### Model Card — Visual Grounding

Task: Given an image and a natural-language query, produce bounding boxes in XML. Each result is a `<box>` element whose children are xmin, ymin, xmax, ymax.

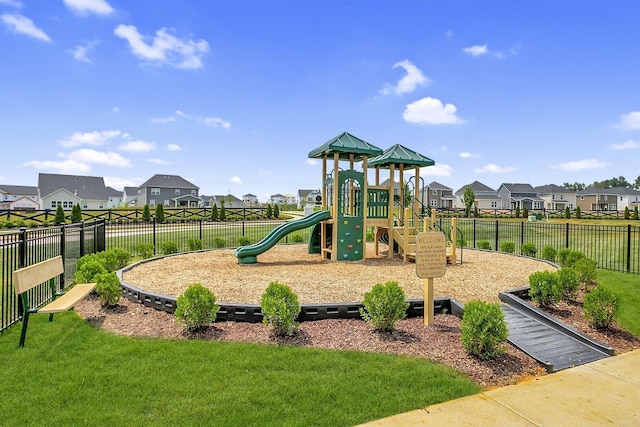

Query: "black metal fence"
<box><xmin>0</xmin><ymin>219</ymin><xmax>105</xmax><ymax>332</ymax></box>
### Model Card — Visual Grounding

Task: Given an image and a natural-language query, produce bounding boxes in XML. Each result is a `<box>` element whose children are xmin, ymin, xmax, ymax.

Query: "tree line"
<box><xmin>562</xmin><ymin>175</ymin><xmax>640</xmax><ymax>192</ymax></box>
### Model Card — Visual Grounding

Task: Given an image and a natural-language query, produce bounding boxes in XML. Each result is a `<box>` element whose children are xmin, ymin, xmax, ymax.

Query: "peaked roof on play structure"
<box><xmin>308</xmin><ymin>132</ymin><xmax>383</xmax><ymax>160</ymax></box>
<box><xmin>368</xmin><ymin>143</ymin><xmax>435</xmax><ymax>168</ymax></box>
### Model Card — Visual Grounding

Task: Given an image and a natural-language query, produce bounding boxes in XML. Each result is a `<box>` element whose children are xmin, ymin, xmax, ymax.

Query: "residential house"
<box><xmin>106</xmin><ymin>186</ymin><xmax>123</xmax><ymax>208</ymax></box>
<box><xmin>454</xmin><ymin>181</ymin><xmax>502</xmax><ymax>209</ymax></box>
<box><xmin>297</xmin><ymin>189</ymin><xmax>322</xmax><ymax>208</ymax></box>
<box><xmin>575</xmin><ymin>187</ymin><xmax>619</xmax><ymax>211</ymax></box>
<box><xmin>122</xmin><ymin>186</ymin><xmax>138</xmax><ymax>206</ymax></box>
<box><xmin>607</xmin><ymin>187</ymin><xmax>640</xmax><ymax>211</ymax></box>
<box><xmin>497</xmin><ymin>183</ymin><xmax>544</xmax><ymax>210</ymax></box>
<box><xmin>0</xmin><ymin>185</ymin><xmax>40</xmax><ymax>210</ymax></box>
<box><xmin>268</xmin><ymin>194</ymin><xmax>288</xmax><ymax>205</ymax></box>
<box><xmin>242</xmin><ymin>193</ymin><xmax>259</xmax><ymax>206</ymax></box>
<box><xmin>208</xmin><ymin>194</ymin><xmax>244</xmax><ymax>208</ymax></box>
<box><xmin>425</xmin><ymin>181</ymin><xmax>455</xmax><ymax>209</ymax></box>
<box><xmin>535</xmin><ymin>184</ymin><xmax>576</xmax><ymax>211</ymax></box>
<box><xmin>137</xmin><ymin>174</ymin><xmax>200</xmax><ymax>208</ymax></box>
<box><xmin>38</xmin><ymin>173</ymin><xmax>109</xmax><ymax>210</ymax></box>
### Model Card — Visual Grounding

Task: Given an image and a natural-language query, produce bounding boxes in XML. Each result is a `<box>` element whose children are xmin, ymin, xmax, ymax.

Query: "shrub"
<box><xmin>162</xmin><ymin>241</ymin><xmax>179</xmax><ymax>255</ymax></box>
<box><xmin>155</xmin><ymin>204</ymin><xmax>165</xmax><ymax>223</ymax></box>
<box><xmin>27</xmin><ymin>220</ymin><xmax>39</xmax><ymax>228</ymax></box>
<box><xmin>142</xmin><ymin>204</ymin><xmax>151</xmax><ymax>221</ymax></box>
<box><xmin>95</xmin><ymin>272</ymin><xmax>122</xmax><ymax>307</ymax></box>
<box><xmin>237</xmin><ymin>237</ymin><xmax>251</xmax><ymax>246</ymax></box>
<box><xmin>211</xmin><ymin>204</ymin><xmax>218</xmax><ymax>220</ymax></box>
<box><xmin>274</xmin><ymin>204</ymin><xmax>280</xmax><ymax>218</ymax></box>
<box><xmin>477</xmin><ymin>240</ymin><xmax>491</xmax><ymax>250</ymax></box>
<box><xmin>520</xmin><ymin>242</ymin><xmax>537</xmax><ymax>257</ymax></box>
<box><xmin>101</xmin><ymin>248</ymin><xmax>131</xmax><ymax>271</ymax></box>
<box><xmin>461</xmin><ymin>300</ymin><xmax>508</xmax><ymax>360</ymax></box>
<box><xmin>584</xmin><ymin>286</ymin><xmax>618</xmax><ymax>329</ymax></box>
<box><xmin>187</xmin><ymin>238</ymin><xmax>203</xmax><ymax>251</ymax></box>
<box><xmin>499</xmin><ymin>241</ymin><xmax>515</xmax><ymax>253</ymax></box>
<box><xmin>266</xmin><ymin>204</ymin><xmax>273</xmax><ymax>218</ymax></box>
<box><xmin>576</xmin><ymin>206</ymin><xmax>581</xmax><ymax>219</ymax></box>
<box><xmin>565</xmin><ymin>207</ymin><xmax>571</xmax><ymax>219</ymax></box>
<box><xmin>574</xmin><ymin>258</ymin><xmax>598</xmax><ymax>289</ymax></box>
<box><xmin>54</xmin><ymin>205</ymin><xmax>66</xmax><ymax>225</ymax></box>
<box><xmin>557</xmin><ymin>268</ymin><xmax>579</xmax><ymax>301</ymax></box>
<box><xmin>74</xmin><ymin>255</ymin><xmax>108</xmax><ymax>284</ymax></box>
<box><xmin>213</xmin><ymin>237</ymin><xmax>227</xmax><ymax>248</ymax></box>
<box><xmin>366</xmin><ymin>231</ymin><xmax>374</xmax><ymax>242</ymax></box>
<box><xmin>634</xmin><ymin>206</ymin><xmax>639</xmax><ymax>220</ymax></box>
<box><xmin>624</xmin><ymin>207</ymin><xmax>630</xmax><ymax>220</ymax></box>
<box><xmin>261</xmin><ymin>281</ymin><xmax>301</xmax><ymax>336</ymax></box>
<box><xmin>528</xmin><ymin>270</ymin><xmax>562</xmax><ymax>307</ymax></box>
<box><xmin>522</xmin><ymin>207</ymin><xmax>528</xmax><ymax>218</ymax></box>
<box><xmin>515</xmin><ymin>206</ymin><xmax>520</xmax><ymax>218</ymax></box>
<box><xmin>540</xmin><ymin>245</ymin><xmax>557</xmax><ymax>263</ymax></box>
<box><xmin>219</xmin><ymin>202</ymin><xmax>226</xmax><ymax>220</ymax></box>
<box><xmin>135</xmin><ymin>243</ymin><xmax>154</xmax><ymax>259</ymax></box>
<box><xmin>71</xmin><ymin>203</ymin><xmax>82</xmax><ymax>223</ymax></box>
<box><xmin>175</xmin><ymin>283</ymin><xmax>220</xmax><ymax>333</ymax></box>
<box><xmin>557</xmin><ymin>249</ymin><xmax>586</xmax><ymax>268</ymax></box>
<box><xmin>360</xmin><ymin>281</ymin><xmax>409</xmax><ymax>332</ymax></box>
<box><xmin>291</xmin><ymin>234</ymin><xmax>305</xmax><ymax>243</ymax></box>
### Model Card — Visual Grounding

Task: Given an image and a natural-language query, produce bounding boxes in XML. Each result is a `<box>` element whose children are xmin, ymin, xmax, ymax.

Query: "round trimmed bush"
<box><xmin>499</xmin><ymin>241</ymin><xmax>515</xmax><ymax>253</ymax></box>
<box><xmin>528</xmin><ymin>270</ymin><xmax>562</xmax><ymax>307</ymax></box>
<box><xmin>95</xmin><ymin>272</ymin><xmax>122</xmax><ymax>307</ymax></box>
<box><xmin>584</xmin><ymin>286</ymin><xmax>618</xmax><ymax>329</ymax></box>
<box><xmin>261</xmin><ymin>281</ymin><xmax>301</xmax><ymax>336</ymax></box>
<box><xmin>477</xmin><ymin>240</ymin><xmax>491</xmax><ymax>250</ymax></box>
<box><xmin>360</xmin><ymin>281</ymin><xmax>409</xmax><ymax>332</ymax></box>
<box><xmin>540</xmin><ymin>245</ymin><xmax>557</xmax><ymax>263</ymax></box>
<box><xmin>175</xmin><ymin>283</ymin><xmax>220</xmax><ymax>333</ymax></box>
<box><xmin>461</xmin><ymin>300</ymin><xmax>508</xmax><ymax>360</ymax></box>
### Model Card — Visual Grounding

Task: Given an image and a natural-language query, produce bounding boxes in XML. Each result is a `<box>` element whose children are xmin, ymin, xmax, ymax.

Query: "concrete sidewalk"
<box><xmin>361</xmin><ymin>349</ymin><xmax>640</xmax><ymax>426</ymax></box>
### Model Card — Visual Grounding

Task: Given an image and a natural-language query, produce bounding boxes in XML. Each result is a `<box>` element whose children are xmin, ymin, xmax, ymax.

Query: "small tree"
<box><xmin>211</xmin><ymin>203</ymin><xmax>218</xmax><ymax>220</ymax></box>
<box><xmin>71</xmin><ymin>203</ymin><xmax>82</xmax><ymax>223</ymax></box>
<box><xmin>219</xmin><ymin>201</ymin><xmax>226</xmax><ymax>220</ymax></box>
<box><xmin>565</xmin><ymin>207</ymin><xmax>571</xmax><ymax>219</ymax></box>
<box><xmin>575</xmin><ymin>206</ymin><xmax>581</xmax><ymax>219</ymax></box>
<box><xmin>273</xmin><ymin>204</ymin><xmax>280</xmax><ymax>218</ymax></box>
<box><xmin>142</xmin><ymin>204</ymin><xmax>151</xmax><ymax>222</ymax></box>
<box><xmin>624</xmin><ymin>207</ymin><xmax>630</xmax><ymax>220</ymax></box>
<box><xmin>634</xmin><ymin>206</ymin><xmax>639</xmax><ymax>220</ymax></box>
<box><xmin>266</xmin><ymin>204</ymin><xmax>273</xmax><ymax>218</ymax></box>
<box><xmin>522</xmin><ymin>207</ymin><xmax>528</xmax><ymax>218</ymax></box>
<box><xmin>515</xmin><ymin>206</ymin><xmax>520</xmax><ymax>218</ymax></box>
<box><xmin>155</xmin><ymin>204</ymin><xmax>165</xmax><ymax>223</ymax></box>
<box><xmin>462</xmin><ymin>186</ymin><xmax>475</xmax><ymax>218</ymax></box>
<box><xmin>54</xmin><ymin>204</ymin><xmax>66</xmax><ymax>225</ymax></box>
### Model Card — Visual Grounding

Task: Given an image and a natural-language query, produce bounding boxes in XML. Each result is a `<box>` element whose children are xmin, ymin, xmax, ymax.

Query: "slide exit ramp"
<box><xmin>234</xmin><ymin>210</ymin><xmax>331</xmax><ymax>264</ymax></box>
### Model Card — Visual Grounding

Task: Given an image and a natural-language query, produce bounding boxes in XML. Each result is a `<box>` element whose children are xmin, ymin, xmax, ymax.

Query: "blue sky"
<box><xmin>2</xmin><ymin>0</ymin><xmax>639</xmax><ymax>201</ymax></box>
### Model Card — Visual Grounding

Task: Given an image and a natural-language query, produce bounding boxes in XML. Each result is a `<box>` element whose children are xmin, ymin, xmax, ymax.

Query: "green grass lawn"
<box><xmin>597</xmin><ymin>269</ymin><xmax>640</xmax><ymax>336</ymax></box>
<box><xmin>0</xmin><ymin>313</ymin><xmax>480</xmax><ymax>426</ymax></box>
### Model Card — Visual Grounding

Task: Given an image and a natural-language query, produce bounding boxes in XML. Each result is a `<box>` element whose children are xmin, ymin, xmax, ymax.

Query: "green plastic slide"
<box><xmin>234</xmin><ymin>210</ymin><xmax>331</xmax><ymax>264</ymax></box>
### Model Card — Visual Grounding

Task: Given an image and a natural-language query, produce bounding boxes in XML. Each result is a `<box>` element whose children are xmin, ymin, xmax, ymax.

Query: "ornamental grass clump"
<box><xmin>360</xmin><ymin>281</ymin><xmax>410</xmax><ymax>332</ymax></box>
<box><xmin>461</xmin><ymin>300</ymin><xmax>508</xmax><ymax>360</ymax></box>
<box><xmin>584</xmin><ymin>286</ymin><xmax>618</xmax><ymax>329</ymax></box>
<box><xmin>261</xmin><ymin>281</ymin><xmax>301</xmax><ymax>336</ymax></box>
<box><xmin>477</xmin><ymin>240</ymin><xmax>491</xmax><ymax>250</ymax></box>
<box><xmin>175</xmin><ymin>283</ymin><xmax>220</xmax><ymax>333</ymax></box>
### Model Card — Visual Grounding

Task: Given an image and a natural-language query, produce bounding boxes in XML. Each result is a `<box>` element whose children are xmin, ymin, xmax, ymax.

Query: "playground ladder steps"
<box><xmin>500</xmin><ymin>301</ymin><xmax>612</xmax><ymax>372</ymax></box>
<box><xmin>392</xmin><ymin>226</ymin><xmax>417</xmax><ymax>257</ymax></box>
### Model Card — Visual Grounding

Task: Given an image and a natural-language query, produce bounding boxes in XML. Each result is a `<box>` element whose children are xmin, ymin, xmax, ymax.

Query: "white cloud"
<box><xmin>230</xmin><ymin>176</ymin><xmax>242</xmax><ymax>184</ymax></box>
<box><xmin>550</xmin><ymin>159</ymin><xmax>609</xmax><ymax>171</ymax></box>
<box><xmin>147</xmin><ymin>158</ymin><xmax>170</xmax><ymax>165</ymax></box>
<box><xmin>111</xmin><ymin>107</ymin><xmax>120</xmax><ymax>113</ymax></box>
<box><xmin>176</xmin><ymin>110</ymin><xmax>188</xmax><ymax>118</ymax></box>
<box><xmin>403</xmin><ymin>97</ymin><xmax>463</xmax><ymax>126</ymax></box>
<box><xmin>151</xmin><ymin>116</ymin><xmax>176</xmax><ymax>124</ymax></box>
<box><xmin>379</xmin><ymin>60</ymin><xmax>429</xmax><ymax>96</ymax></box>
<box><xmin>64</xmin><ymin>149</ymin><xmax>131</xmax><ymax>167</ymax></box>
<box><xmin>463</xmin><ymin>44</ymin><xmax>487</xmax><ymax>57</ymax></box>
<box><xmin>459</xmin><ymin>151</ymin><xmax>480</xmax><ymax>158</ymax></box>
<box><xmin>614</xmin><ymin>111</ymin><xmax>640</xmax><ymax>130</ymax></box>
<box><xmin>167</xmin><ymin>144</ymin><xmax>181</xmax><ymax>151</ymax></box>
<box><xmin>68</xmin><ymin>40</ymin><xmax>99</xmax><ymax>63</ymax></box>
<box><xmin>63</xmin><ymin>0</ymin><xmax>114</xmax><ymax>16</ymax></box>
<box><xmin>119</xmin><ymin>140</ymin><xmax>155</xmax><ymax>152</ymax></box>
<box><xmin>23</xmin><ymin>159</ymin><xmax>91</xmax><ymax>173</ymax></box>
<box><xmin>422</xmin><ymin>163</ymin><xmax>452</xmax><ymax>177</ymax></box>
<box><xmin>474</xmin><ymin>163</ymin><xmax>516</xmax><ymax>173</ymax></box>
<box><xmin>104</xmin><ymin>176</ymin><xmax>138</xmax><ymax>190</ymax></box>
<box><xmin>59</xmin><ymin>130</ymin><xmax>121</xmax><ymax>147</ymax></box>
<box><xmin>204</xmin><ymin>117</ymin><xmax>231</xmax><ymax>129</ymax></box>
<box><xmin>1</xmin><ymin>13</ymin><xmax>50</xmax><ymax>42</ymax></box>
<box><xmin>0</xmin><ymin>0</ymin><xmax>23</xmax><ymax>8</ymax></box>
<box><xmin>114</xmin><ymin>25</ymin><xmax>208</xmax><ymax>69</ymax></box>
<box><xmin>306</xmin><ymin>159</ymin><xmax>318</xmax><ymax>166</ymax></box>
<box><xmin>611</xmin><ymin>140</ymin><xmax>640</xmax><ymax>150</ymax></box>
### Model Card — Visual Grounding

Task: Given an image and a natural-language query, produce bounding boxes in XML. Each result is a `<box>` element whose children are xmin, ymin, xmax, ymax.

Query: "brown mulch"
<box><xmin>74</xmin><ymin>245</ymin><xmax>640</xmax><ymax>389</ymax></box>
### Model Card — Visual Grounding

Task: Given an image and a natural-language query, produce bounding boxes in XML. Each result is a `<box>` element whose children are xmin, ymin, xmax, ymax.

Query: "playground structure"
<box><xmin>236</xmin><ymin>131</ymin><xmax>459</xmax><ymax>264</ymax></box>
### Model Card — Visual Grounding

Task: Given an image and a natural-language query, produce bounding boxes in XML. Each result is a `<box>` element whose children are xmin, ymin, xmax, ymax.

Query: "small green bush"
<box><xmin>162</xmin><ymin>241</ymin><xmax>179</xmax><ymax>255</ymax></box>
<box><xmin>175</xmin><ymin>283</ymin><xmax>220</xmax><ymax>333</ymax></box>
<box><xmin>564</xmin><ymin>250</ymin><xmax>586</xmax><ymax>268</ymax></box>
<box><xmin>584</xmin><ymin>286</ymin><xmax>618</xmax><ymax>329</ymax></box>
<box><xmin>71</xmin><ymin>203</ymin><xmax>82</xmax><ymax>223</ymax></box>
<box><xmin>556</xmin><ymin>248</ymin><xmax>572</xmax><ymax>266</ymax></box>
<box><xmin>557</xmin><ymin>268</ymin><xmax>579</xmax><ymax>301</ymax></box>
<box><xmin>360</xmin><ymin>281</ymin><xmax>409</xmax><ymax>332</ymax></box>
<box><xmin>634</xmin><ymin>206</ymin><xmax>639</xmax><ymax>220</ymax></box>
<box><xmin>27</xmin><ymin>220</ymin><xmax>39</xmax><ymax>228</ymax></box>
<box><xmin>74</xmin><ymin>255</ymin><xmax>108</xmax><ymax>284</ymax></box>
<box><xmin>261</xmin><ymin>281</ymin><xmax>301</xmax><ymax>336</ymax></box>
<box><xmin>237</xmin><ymin>237</ymin><xmax>251</xmax><ymax>246</ymax></box>
<box><xmin>499</xmin><ymin>241</ymin><xmax>515</xmax><ymax>253</ymax></box>
<box><xmin>101</xmin><ymin>248</ymin><xmax>131</xmax><ymax>271</ymax></box>
<box><xmin>565</xmin><ymin>207</ymin><xmax>571</xmax><ymax>219</ymax></box>
<box><xmin>528</xmin><ymin>270</ymin><xmax>562</xmax><ymax>307</ymax></box>
<box><xmin>624</xmin><ymin>207</ymin><xmax>630</xmax><ymax>220</ymax></box>
<box><xmin>366</xmin><ymin>231</ymin><xmax>374</xmax><ymax>242</ymax></box>
<box><xmin>461</xmin><ymin>300</ymin><xmax>508</xmax><ymax>360</ymax></box>
<box><xmin>266</xmin><ymin>204</ymin><xmax>273</xmax><ymax>218</ymax></box>
<box><xmin>54</xmin><ymin>205</ymin><xmax>66</xmax><ymax>225</ymax></box>
<box><xmin>574</xmin><ymin>258</ymin><xmax>598</xmax><ymax>289</ymax></box>
<box><xmin>142</xmin><ymin>204</ymin><xmax>151</xmax><ymax>221</ymax></box>
<box><xmin>290</xmin><ymin>234</ymin><xmax>305</xmax><ymax>243</ymax></box>
<box><xmin>187</xmin><ymin>238</ymin><xmax>203</xmax><ymax>251</ymax></box>
<box><xmin>210</xmin><ymin>204</ymin><xmax>218</xmax><ymax>220</ymax></box>
<box><xmin>540</xmin><ymin>245</ymin><xmax>557</xmax><ymax>263</ymax></box>
<box><xmin>575</xmin><ymin>206</ymin><xmax>581</xmax><ymax>219</ymax></box>
<box><xmin>155</xmin><ymin>204</ymin><xmax>165</xmax><ymax>223</ymax></box>
<box><xmin>95</xmin><ymin>272</ymin><xmax>122</xmax><ymax>307</ymax></box>
<box><xmin>274</xmin><ymin>204</ymin><xmax>280</xmax><ymax>218</ymax></box>
<box><xmin>213</xmin><ymin>237</ymin><xmax>227</xmax><ymax>248</ymax></box>
<box><xmin>476</xmin><ymin>240</ymin><xmax>491</xmax><ymax>250</ymax></box>
<box><xmin>135</xmin><ymin>243</ymin><xmax>154</xmax><ymax>259</ymax></box>
<box><xmin>219</xmin><ymin>202</ymin><xmax>226</xmax><ymax>220</ymax></box>
<box><xmin>520</xmin><ymin>242</ymin><xmax>537</xmax><ymax>257</ymax></box>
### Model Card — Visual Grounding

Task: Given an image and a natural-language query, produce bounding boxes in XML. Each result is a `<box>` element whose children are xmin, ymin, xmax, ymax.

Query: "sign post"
<box><xmin>415</xmin><ymin>232</ymin><xmax>447</xmax><ymax>326</ymax></box>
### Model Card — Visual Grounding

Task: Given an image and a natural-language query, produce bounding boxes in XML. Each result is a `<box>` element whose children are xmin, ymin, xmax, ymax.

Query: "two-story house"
<box><xmin>38</xmin><ymin>173</ymin><xmax>109</xmax><ymax>210</ymax></box>
<box><xmin>575</xmin><ymin>187</ymin><xmax>619</xmax><ymax>211</ymax></box>
<box><xmin>607</xmin><ymin>187</ymin><xmax>640</xmax><ymax>211</ymax></box>
<box><xmin>137</xmin><ymin>174</ymin><xmax>200</xmax><ymax>208</ymax></box>
<box><xmin>535</xmin><ymin>184</ymin><xmax>576</xmax><ymax>211</ymax></box>
<box><xmin>425</xmin><ymin>181</ymin><xmax>455</xmax><ymax>209</ymax></box>
<box><xmin>242</xmin><ymin>193</ymin><xmax>259</xmax><ymax>206</ymax></box>
<box><xmin>497</xmin><ymin>183</ymin><xmax>544</xmax><ymax>210</ymax></box>
<box><xmin>0</xmin><ymin>185</ymin><xmax>40</xmax><ymax>210</ymax></box>
<box><xmin>454</xmin><ymin>181</ymin><xmax>502</xmax><ymax>209</ymax></box>
<box><xmin>122</xmin><ymin>186</ymin><xmax>138</xmax><ymax>206</ymax></box>
<box><xmin>297</xmin><ymin>189</ymin><xmax>322</xmax><ymax>208</ymax></box>
<box><xmin>206</xmin><ymin>194</ymin><xmax>244</xmax><ymax>208</ymax></box>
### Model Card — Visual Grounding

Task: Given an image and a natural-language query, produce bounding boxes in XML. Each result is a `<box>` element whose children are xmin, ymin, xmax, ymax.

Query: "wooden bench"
<box><xmin>13</xmin><ymin>256</ymin><xmax>96</xmax><ymax>347</ymax></box>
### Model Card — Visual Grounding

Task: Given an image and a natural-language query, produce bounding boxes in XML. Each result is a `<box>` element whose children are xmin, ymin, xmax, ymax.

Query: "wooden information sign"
<box><xmin>415</xmin><ymin>232</ymin><xmax>447</xmax><ymax>326</ymax></box>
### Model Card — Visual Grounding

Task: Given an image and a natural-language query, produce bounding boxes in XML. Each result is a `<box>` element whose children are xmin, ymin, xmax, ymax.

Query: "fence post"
<box><xmin>199</xmin><ymin>219</ymin><xmax>203</xmax><ymax>241</ymax></box>
<box><xmin>565</xmin><ymin>222</ymin><xmax>570</xmax><ymax>248</ymax></box>
<box><xmin>495</xmin><ymin>220</ymin><xmax>499</xmax><ymax>252</ymax></box>
<box><xmin>627</xmin><ymin>224</ymin><xmax>632</xmax><ymax>273</ymax></box>
<box><xmin>520</xmin><ymin>221</ymin><xmax>525</xmax><ymax>245</ymax></box>
<box><xmin>242</xmin><ymin>221</ymin><xmax>245</xmax><ymax>237</ymax></box>
<box><xmin>79</xmin><ymin>221</ymin><xmax>85</xmax><ymax>257</ymax></box>
<box><xmin>473</xmin><ymin>219</ymin><xmax>476</xmax><ymax>248</ymax></box>
<box><xmin>152</xmin><ymin>217</ymin><xmax>157</xmax><ymax>255</ymax></box>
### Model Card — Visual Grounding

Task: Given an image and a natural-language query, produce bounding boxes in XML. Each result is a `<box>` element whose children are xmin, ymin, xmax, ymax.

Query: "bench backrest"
<box><xmin>13</xmin><ymin>256</ymin><xmax>64</xmax><ymax>295</ymax></box>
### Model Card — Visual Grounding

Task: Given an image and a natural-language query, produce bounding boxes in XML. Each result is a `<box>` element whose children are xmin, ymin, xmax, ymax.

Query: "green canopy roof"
<box><xmin>308</xmin><ymin>132</ymin><xmax>383</xmax><ymax>160</ymax></box>
<box><xmin>368</xmin><ymin>143</ymin><xmax>435</xmax><ymax>168</ymax></box>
